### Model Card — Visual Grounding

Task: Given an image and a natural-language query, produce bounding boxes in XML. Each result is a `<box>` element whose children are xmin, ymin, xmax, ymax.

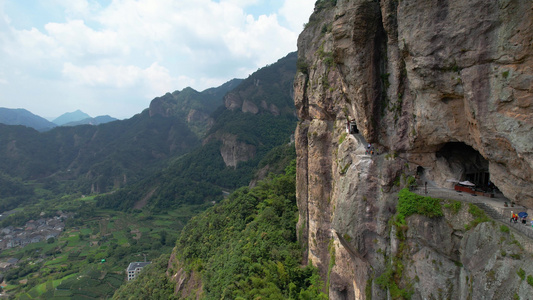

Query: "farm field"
<box><xmin>0</xmin><ymin>195</ymin><xmax>211</xmax><ymax>298</ymax></box>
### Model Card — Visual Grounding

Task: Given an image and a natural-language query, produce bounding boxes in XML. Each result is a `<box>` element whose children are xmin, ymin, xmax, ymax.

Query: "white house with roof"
<box><xmin>126</xmin><ymin>261</ymin><xmax>151</xmax><ymax>281</ymax></box>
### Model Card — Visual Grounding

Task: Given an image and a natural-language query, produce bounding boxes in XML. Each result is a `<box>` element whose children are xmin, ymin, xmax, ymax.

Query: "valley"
<box><xmin>0</xmin><ymin>52</ymin><xmax>301</xmax><ymax>299</ymax></box>
<box><xmin>1</xmin><ymin>0</ymin><xmax>532</xmax><ymax>298</ymax></box>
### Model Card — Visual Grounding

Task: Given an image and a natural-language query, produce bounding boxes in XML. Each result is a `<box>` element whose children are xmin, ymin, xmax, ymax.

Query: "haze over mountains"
<box><xmin>0</xmin><ymin>108</ymin><xmax>118</xmax><ymax>131</ymax></box>
<box><xmin>0</xmin><ymin>108</ymin><xmax>56</xmax><ymax>132</ymax></box>
<box><xmin>51</xmin><ymin>110</ymin><xmax>91</xmax><ymax>125</ymax></box>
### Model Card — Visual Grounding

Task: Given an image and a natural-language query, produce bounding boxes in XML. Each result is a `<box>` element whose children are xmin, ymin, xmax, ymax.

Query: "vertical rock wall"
<box><xmin>294</xmin><ymin>0</ymin><xmax>533</xmax><ymax>298</ymax></box>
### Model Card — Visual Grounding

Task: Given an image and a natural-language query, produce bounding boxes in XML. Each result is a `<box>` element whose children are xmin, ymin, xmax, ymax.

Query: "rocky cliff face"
<box><xmin>206</xmin><ymin>52</ymin><xmax>298</xmax><ymax>168</ymax></box>
<box><xmin>218</xmin><ymin>133</ymin><xmax>257</xmax><ymax>168</ymax></box>
<box><xmin>294</xmin><ymin>0</ymin><xmax>533</xmax><ymax>298</ymax></box>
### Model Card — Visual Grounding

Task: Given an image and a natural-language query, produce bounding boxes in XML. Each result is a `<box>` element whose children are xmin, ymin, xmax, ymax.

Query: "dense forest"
<box><xmin>113</xmin><ymin>160</ymin><xmax>327</xmax><ymax>299</ymax></box>
<box><xmin>0</xmin><ymin>112</ymin><xmax>201</xmax><ymax>195</ymax></box>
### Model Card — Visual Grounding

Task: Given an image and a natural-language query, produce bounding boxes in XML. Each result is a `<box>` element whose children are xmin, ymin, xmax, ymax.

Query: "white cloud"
<box><xmin>142</xmin><ymin>62</ymin><xmax>191</xmax><ymax>96</ymax></box>
<box><xmin>0</xmin><ymin>0</ymin><xmax>316</xmax><ymax>119</ymax></box>
<box><xmin>51</xmin><ymin>0</ymin><xmax>101</xmax><ymax>19</ymax></box>
<box><xmin>97</xmin><ymin>0</ymin><xmax>182</xmax><ymax>42</ymax></box>
<box><xmin>45</xmin><ymin>20</ymin><xmax>128</xmax><ymax>58</ymax></box>
<box><xmin>93</xmin><ymin>0</ymin><xmax>299</xmax><ymax>65</ymax></box>
<box><xmin>223</xmin><ymin>0</ymin><xmax>259</xmax><ymax>6</ymax></box>
<box><xmin>62</xmin><ymin>62</ymin><xmax>141</xmax><ymax>88</ymax></box>
<box><xmin>3</xmin><ymin>26</ymin><xmax>59</xmax><ymax>61</ymax></box>
<box><xmin>0</xmin><ymin>69</ymin><xmax>6</xmax><ymax>84</ymax></box>
<box><xmin>223</xmin><ymin>13</ymin><xmax>296</xmax><ymax>65</ymax></box>
<box><xmin>280</xmin><ymin>0</ymin><xmax>314</xmax><ymax>32</ymax></box>
<box><xmin>0</xmin><ymin>0</ymin><xmax>9</xmax><ymax>25</ymax></box>
<box><xmin>62</xmin><ymin>61</ymin><xmax>189</xmax><ymax>96</ymax></box>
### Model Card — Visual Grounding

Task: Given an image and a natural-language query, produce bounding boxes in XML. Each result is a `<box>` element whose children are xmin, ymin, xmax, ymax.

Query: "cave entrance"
<box><xmin>466</xmin><ymin>171</ymin><xmax>491</xmax><ymax>188</ymax></box>
<box><xmin>346</xmin><ymin>119</ymin><xmax>359</xmax><ymax>134</ymax></box>
<box><xmin>416</xmin><ymin>166</ymin><xmax>424</xmax><ymax>176</ymax></box>
<box><xmin>436</xmin><ymin>142</ymin><xmax>491</xmax><ymax>189</ymax></box>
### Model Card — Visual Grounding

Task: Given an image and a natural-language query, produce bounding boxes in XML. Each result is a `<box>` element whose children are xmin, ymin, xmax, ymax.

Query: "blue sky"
<box><xmin>0</xmin><ymin>0</ymin><xmax>314</xmax><ymax>119</ymax></box>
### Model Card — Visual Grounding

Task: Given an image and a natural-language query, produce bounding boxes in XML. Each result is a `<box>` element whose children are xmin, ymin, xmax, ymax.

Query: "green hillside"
<box><xmin>224</xmin><ymin>52</ymin><xmax>297</xmax><ymax>112</ymax></box>
<box><xmin>0</xmin><ymin>112</ymin><xmax>200</xmax><ymax>194</ymax></box>
<box><xmin>0</xmin><ymin>79</ymin><xmax>240</xmax><ymax>195</ymax></box>
<box><xmin>113</xmin><ymin>161</ymin><xmax>327</xmax><ymax>299</ymax></box>
<box><xmin>95</xmin><ymin>52</ymin><xmax>298</xmax><ymax>213</ymax></box>
<box><xmin>0</xmin><ymin>51</ymin><xmax>300</xmax><ymax>299</ymax></box>
<box><xmin>149</xmin><ymin>78</ymin><xmax>242</xmax><ymax>138</ymax></box>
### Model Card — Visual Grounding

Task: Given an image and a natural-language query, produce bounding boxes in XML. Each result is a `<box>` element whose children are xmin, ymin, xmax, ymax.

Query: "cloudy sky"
<box><xmin>0</xmin><ymin>0</ymin><xmax>314</xmax><ymax>119</ymax></box>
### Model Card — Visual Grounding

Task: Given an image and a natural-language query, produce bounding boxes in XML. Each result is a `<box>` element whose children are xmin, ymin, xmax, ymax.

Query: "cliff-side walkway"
<box><xmin>347</xmin><ymin>133</ymin><xmax>533</xmax><ymax>240</ymax></box>
<box><xmin>413</xmin><ymin>185</ymin><xmax>533</xmax><ymax>241</ymax></box>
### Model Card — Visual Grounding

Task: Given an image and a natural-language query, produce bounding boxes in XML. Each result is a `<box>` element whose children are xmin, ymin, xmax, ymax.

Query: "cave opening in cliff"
<box><xmin>436</xmin><ymin>142</ymin><xmax>491</xmax><ymax>189</ymax></box>
<box><xmin>350</xmin><ymin>123</ymin><xmax>359</xmax><ymax>134</ymax></box>
<box><xmin>346</xmin><ymin>120</ymin><xmax>359</xmax><ymax>134</ymax></box>
<box><xmin>416</xmin><ymin>166</ymin><xmax>424</xmax><ymax>176</ymax></box>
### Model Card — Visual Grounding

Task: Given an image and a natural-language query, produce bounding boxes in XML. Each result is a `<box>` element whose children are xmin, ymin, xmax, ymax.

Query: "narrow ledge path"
<box><xmin>413</xmin><ymin>185</ymin><xmax>533</xmax><ymax>240</ymax></box>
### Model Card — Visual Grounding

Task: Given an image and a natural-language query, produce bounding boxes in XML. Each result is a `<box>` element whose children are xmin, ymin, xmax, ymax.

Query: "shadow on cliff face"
<box><xmin>433</xmin><ymin>142</ymin><xmax>491</xmax><ymax>189</ymax></box>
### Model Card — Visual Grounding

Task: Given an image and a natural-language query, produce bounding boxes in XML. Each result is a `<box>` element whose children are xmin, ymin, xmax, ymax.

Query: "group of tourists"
<box><xmin>366</xmin><ymin>144</ymin><xmax>379</xmax><ymax>155</ymax></box>
<box><xmin>510</xmin><ymin>211</ymin><xmax>531</xmax><ymax>227</ymax></box>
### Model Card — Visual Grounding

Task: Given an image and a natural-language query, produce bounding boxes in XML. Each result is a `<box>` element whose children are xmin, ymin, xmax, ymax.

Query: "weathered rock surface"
<box><xmin>241</xmin><ymin>100</ymin><xmax>259</xmax><ymax>114</ymax></box>
<box><xmin>294</xmin><ymin>0</ymin><xmax>533</xmax><ymax>299</ymax></box>
<box><xmin>219</xmin><ymin>133</ymin><xmax>256</xmax><ymax>168</ymax></box>
<box><xmin>186</xmin><ymin>109</ymin><xmax>209</xmax><ymax>124</ymax></box>
<box><xmin>168</xmin><ymin>253</ymin><xmax>203</xmax><ymax>299</ymax></box>
<box><xmin>224</xmin><ymin>93</ymin><xmax>243</xmax><ymax>111</ymax></box>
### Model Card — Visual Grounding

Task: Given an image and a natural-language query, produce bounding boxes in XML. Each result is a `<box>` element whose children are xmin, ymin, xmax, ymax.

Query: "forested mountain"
<box><xmin>0</xmin><ymin>51</ymin><xmax>300</xmax><ymax>298</ymax></box>
<box><xmin>0</xmin><ymin>172</ymin><xmax>36</xmax><ymax>212</ymax></box>
<box><xmin>0</xmin><ymin>113</ymin><xmax>200</xmax><ymax>194</ymax></box>
<box><xmin>96</xmin><ymin>52</ymin><xmax>298</xmax><ymax>213</ymax></box>
<box><xmin>0</xmin><ymin>77</ymin><xmax>246</xmax><ymax>196</ymax></box>
<box><xmin>0</xmin><ymin>52</ymin><xmax>296</xmax><ymax>207</ymax></box>
<box><xmin>0</xmin><ymin>108</ymin><xmax>56</xmax><ymax>132</ymax></box>
<box><xmin>148</xmin><ymin>78</ymin><xmax>242</xmax><ymax>137</ymax></box>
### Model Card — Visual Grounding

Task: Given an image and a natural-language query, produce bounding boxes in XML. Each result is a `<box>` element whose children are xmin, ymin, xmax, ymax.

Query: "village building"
<box><xmin>126</xmin><ymin>262</ymin><xmax>151</xmax><ymax>281</ymax></box>
<box><xmin>0</xmin><ymin>213</ymin><xmax>67</xmax><ymax>250</ymax></box>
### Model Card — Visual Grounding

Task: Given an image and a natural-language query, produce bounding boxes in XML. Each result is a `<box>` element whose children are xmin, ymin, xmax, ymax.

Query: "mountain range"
<box><xmin>0</xmin><ymin>108</ymin><xmax>56</xmax><ymax>132</ymax></box>
<box><xmin>0</xmin><ymin>51</ymin><xmax>297</xmax><ymax>200</ymax></box>
<box><xmin>59</xmin><ymin>115</ymin><xmax>118</xmax><ymax>126</ymax></box>
<box><xmin>0</xmin><ymin>108</ymin><xmax>118</xmax><ymax>131</ymax></box>
<box><xmin>0</xmin><ymin>49</ymin><xmax>302</xmax><ymax>298</ymax></box>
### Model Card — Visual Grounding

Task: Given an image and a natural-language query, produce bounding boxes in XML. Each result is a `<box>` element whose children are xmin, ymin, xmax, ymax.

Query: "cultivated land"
<box><xmin>0</xmin><ymin>195</ymin><xmax>210</xmax><ymax>299</ymax></box>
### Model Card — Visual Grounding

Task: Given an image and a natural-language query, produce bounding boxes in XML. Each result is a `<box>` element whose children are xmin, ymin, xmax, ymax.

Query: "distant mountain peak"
<box><xmin>53</xmin><ymin>110</ymin><xmax>91</xmax><ymax>126</ymax></box>
<box><xmin>61</xmin><ymin>115</ymin><xmax>118</xmax><ymax>127</ymax></box>
<box><xmin>0</xmin><ymin>107</ymin><xmax>56</xmax><ymax>132</ymax></box>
